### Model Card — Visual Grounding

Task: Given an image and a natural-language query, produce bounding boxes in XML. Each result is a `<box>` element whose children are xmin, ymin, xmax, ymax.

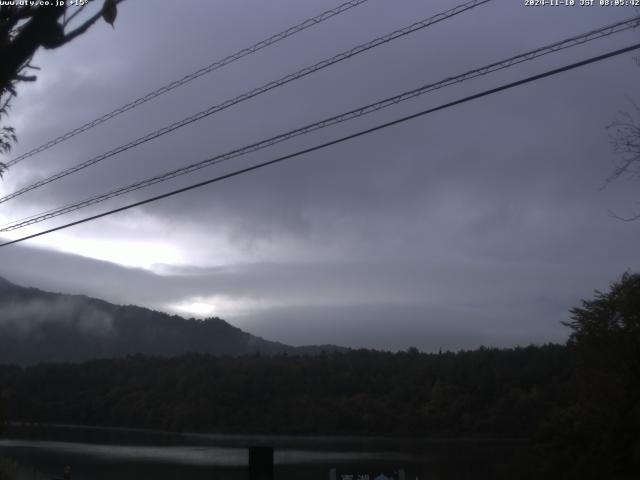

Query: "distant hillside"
<box><xmin>0</xmin><ymin>276</ymin><xmax>341</xmax><ymax>364</ymax></box>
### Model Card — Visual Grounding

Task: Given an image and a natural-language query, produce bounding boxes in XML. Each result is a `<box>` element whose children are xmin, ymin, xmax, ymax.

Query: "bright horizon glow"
<box><xmin>29</xmin><ymin>233</ymin><xmax>186</xmax><ymax>271</ymax></box>
<box><xmin>172</xmin><ymin>300</ymin><xmax>218</xmax><ymax>318</ymax></box>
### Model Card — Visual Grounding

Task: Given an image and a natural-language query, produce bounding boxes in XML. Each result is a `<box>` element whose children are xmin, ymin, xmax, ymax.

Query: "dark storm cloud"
<box><xmin>0</xmin><ymin>0</ymin><xmax>639</xmax><ymax>349</ymax></box>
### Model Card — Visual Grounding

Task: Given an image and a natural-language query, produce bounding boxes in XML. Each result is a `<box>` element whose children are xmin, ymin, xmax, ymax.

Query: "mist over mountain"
<box><xmin>0</xmin><ymin>276</ymin><xmax>338</xmax><ymax>364</ymax></box>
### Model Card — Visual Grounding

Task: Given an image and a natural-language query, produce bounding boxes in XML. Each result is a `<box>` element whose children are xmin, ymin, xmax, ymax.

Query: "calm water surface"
<box><xmin>0</xmin><ymin>425</ymin><xmax>528</xmax><ymax>479</ymax></box>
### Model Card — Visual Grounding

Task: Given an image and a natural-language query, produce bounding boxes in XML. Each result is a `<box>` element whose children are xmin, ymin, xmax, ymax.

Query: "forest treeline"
<box><xmin>0</xmin><ymin>345</ymin><xmax>571</xmax><ymax>437</ymax></box>
<box><xmin>0</xmin><ymin>343</ymin><xmax>633</xmax><ymax>479</ymax></box>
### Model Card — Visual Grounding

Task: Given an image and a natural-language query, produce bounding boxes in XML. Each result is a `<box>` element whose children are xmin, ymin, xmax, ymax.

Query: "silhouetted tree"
<box><xmin>606</xmin><ymin>102</ymin><xmax>640</xmax><ymax>221</ymax></box>
<box><xmin>606</xmin><ymin>50</ymin><xmax>640</xmax><ymax>220</ymax></box>
<box><xmin>0</xmin><ymin>0</ymin><xmax>123</xmax><ymax>175</ymax></box>
<box><xmin>565</xmin><ymin>272</ymin><xmax>640</xmax><ymax>388</ymax></box>
<box><xmin>542</xmin><ymin>272</ymin><xmax>640</xmax><ymax>479</ymax></box>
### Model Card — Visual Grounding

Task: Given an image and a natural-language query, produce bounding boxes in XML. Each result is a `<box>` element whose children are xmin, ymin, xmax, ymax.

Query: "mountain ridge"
<box><xmin>0</xmin><ymin>275</ymin><xmax>344</xmax><ymax>364</ymax></box>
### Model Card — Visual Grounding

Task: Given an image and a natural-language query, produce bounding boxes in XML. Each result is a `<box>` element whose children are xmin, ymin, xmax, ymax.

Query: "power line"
<box><xmin>4</xmin><ymin>0</ymin><xmax>373</xmax><ymax>168</ymax></box>
<box><xmin>1</xmin><ymin>15</ymin><xmax>638</xmax><ymax>233</ymax></box>
<box><xmin>0</xmin><ymin>0</ymin><xmax>492</xmax><ymax>204</ymax></box>
<box><xmin>2</xmin><ymin>41</ymin><xmax>638</xmax><ymax>249</ymax></box>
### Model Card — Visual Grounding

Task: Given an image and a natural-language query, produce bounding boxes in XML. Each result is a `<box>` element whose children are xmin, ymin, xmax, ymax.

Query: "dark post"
<box><xmin>248</xmin><ymin>446</ymin><xmax>273</xmax><ymax>480</ymax></box>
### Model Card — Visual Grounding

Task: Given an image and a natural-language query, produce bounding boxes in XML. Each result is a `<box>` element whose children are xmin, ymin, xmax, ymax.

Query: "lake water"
<box><xmin>0</xmin><ymin>425</ymin><xmax>528</xmax><ymax>480</ymax></box>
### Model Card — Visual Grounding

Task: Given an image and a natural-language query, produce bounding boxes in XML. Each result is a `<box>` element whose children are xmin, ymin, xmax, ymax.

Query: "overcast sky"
<box><xmin>0</xmin><ymin>0</ymin><xmax>639</xmax><ymax>351</ymax></box>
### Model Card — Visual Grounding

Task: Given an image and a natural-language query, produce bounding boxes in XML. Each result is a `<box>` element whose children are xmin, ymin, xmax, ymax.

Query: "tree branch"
<box><xmin>55</xmin><ymin>0</ymin><xmax>127</xmax><ymax>47</ymax></box>
<box><xmin>0</xmin><ymin>6</ymin><xmax>36</xmax><ymax>32</ymax></box>
<box><xmin>608</xmin><ymin>209</ymin><xmax>640</xmax><ymax>222</ymax></box>
<box><xmin>0</xmin><ymin>5</ymin><xmax>65</xmax><ymax>88</ymax></box>
<box><xmin>62</xmin><ymin>3</ymin><xmax>88</xmax><ymax>28</ymax></box>
<box><xmin>15</xmin><ymin>74</ymin><xmax>36</xmax><ymax>82</ymax></box>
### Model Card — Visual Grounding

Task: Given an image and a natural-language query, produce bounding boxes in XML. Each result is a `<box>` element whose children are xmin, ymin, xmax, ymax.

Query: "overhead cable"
<box><xmin>0</xmin><ymin>0</ymin><xmax>492</xmax><ymax>204</ymax></box>
<box><xmin>5</xmin><ymin>0</ymin><xmax>373</xmax><ymax>168</ymax></box>
<box><xmin>2</xmin><ymin>41</ymin><xmax>639</xmax><ymax>248</ymax></box>
<box><xmin>1</xmin><ymin>15</ymin><xmax>638</xmax><ymax>233</ymax></box>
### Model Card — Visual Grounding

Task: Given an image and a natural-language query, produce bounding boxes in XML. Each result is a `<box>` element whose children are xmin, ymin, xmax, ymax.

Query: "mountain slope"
<box><xmin>0</xmin><ymin>276</ymin><xmax>325</xmax><ymax>364</ymax></box>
